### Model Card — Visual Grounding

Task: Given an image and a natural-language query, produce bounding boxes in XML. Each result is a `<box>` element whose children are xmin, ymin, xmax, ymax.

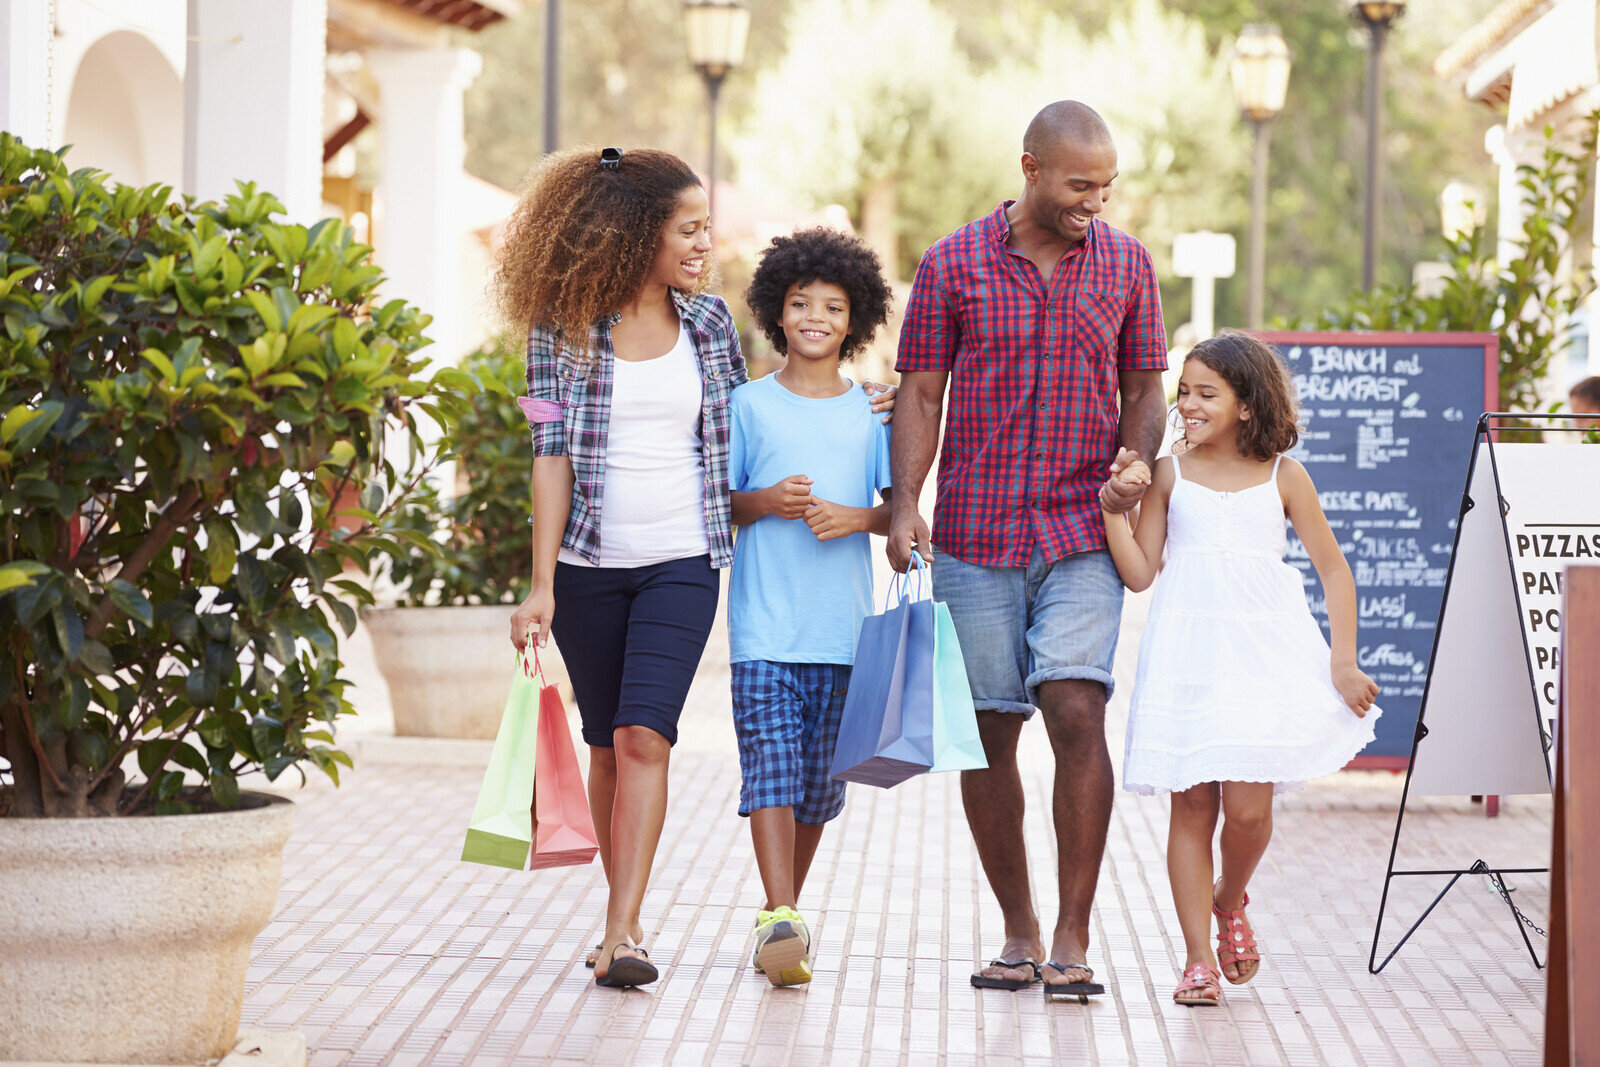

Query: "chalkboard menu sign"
<box><xmin>1254</xmin><ymin>331</ymin><xmax>1499</xmax><ymax>765</ymax></box>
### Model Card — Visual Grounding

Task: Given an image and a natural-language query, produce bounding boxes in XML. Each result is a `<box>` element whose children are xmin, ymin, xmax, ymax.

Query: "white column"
<box><xmin>367</xmin><ymin>47</ymin><xmax>482</xmax><ymax>366</ymax></box>
<box><xmin>1485</xmin><ymin>124</ymin><xmax>1531</xmax><ymax>269</ymax></box>
<box><xmin>185</xmin><ymin>0</ymin><xmax>326</xmax><ymax>223</ymax></box>
<box><xmin>1</xmin><ymin>0</ymin><xmax>52</xmax><ymax>147</ymax></box>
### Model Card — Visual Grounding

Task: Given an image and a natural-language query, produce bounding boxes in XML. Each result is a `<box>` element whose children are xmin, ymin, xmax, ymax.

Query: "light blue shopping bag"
<box><xmin>831</xmin><ymin>555</ymin><xmax>984</xmax><ymax>786</ymax></box>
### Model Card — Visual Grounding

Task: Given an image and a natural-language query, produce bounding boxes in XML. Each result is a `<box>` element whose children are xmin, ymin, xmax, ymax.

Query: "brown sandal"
<box><xmin>1212</xmin><ymin>890</ymin><xmax>1261</xmax><ymax>984</ymax></box>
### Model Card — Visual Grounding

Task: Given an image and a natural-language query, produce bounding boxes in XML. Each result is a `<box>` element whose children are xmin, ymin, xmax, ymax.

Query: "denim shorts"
<box><xmin>931</xmin><ymin>546</ymin><xmax>1123</xmax><ymax>719</ymax></box>
<box><xmin>730</xmin><ymin>660</ymin><xmax>850</xmax><ymax>824</ymax></box>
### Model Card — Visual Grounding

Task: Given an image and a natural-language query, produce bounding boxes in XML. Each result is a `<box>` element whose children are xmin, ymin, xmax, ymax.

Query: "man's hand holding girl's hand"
<box><xmin>1333</xmin><ymin>663</ymin><xmax>1379</xmax><ymax>717</ymax></box>
<box><xmin>1100</xmin><ymin>447</ymin><xmax>1150</xmax><ymax>514</ymax></box>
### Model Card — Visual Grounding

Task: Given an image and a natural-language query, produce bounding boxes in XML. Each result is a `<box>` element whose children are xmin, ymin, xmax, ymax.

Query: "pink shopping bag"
<box><xmin>529</xmin><ymin>650</ymin><xmax>600</xmax><ymax>870</ymax></box>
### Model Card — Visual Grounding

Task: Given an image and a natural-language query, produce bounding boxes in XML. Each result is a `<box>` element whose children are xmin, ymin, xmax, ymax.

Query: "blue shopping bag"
<box><xmin>832</xmin><ymin>554</ymin><xmax>981</xmax><ymax>787</ymax></box>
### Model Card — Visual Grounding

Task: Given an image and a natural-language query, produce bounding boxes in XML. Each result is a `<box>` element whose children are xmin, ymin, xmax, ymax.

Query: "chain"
<box><xmin>1471</xmin><ymin>860</ymin><xmax>1548</xmax><ymax>939</ymax></box>
<box><xmin>45</xmin><ymin>0</ymin><xmax>57</xmax><ymax>145</ymax></box>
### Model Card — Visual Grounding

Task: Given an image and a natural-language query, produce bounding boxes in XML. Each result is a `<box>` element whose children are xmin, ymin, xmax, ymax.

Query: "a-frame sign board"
<box><xmin>1369</xmin><ymin>414</ymin><xmax>1600</xmax><ymax>973</ymax></box>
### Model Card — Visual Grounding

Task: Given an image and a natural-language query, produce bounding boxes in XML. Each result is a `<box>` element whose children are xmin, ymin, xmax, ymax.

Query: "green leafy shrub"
<box><xmin>0</xmin><ymin>136</ymin><xmax>472</xmax><ymax>817</ymax></box>
<box><xmin>1303</xmin><ymin>114</ymin><xmax>1598</xmax><ymax>422</ymax></box>
<box><xmin>382</xmin><ymin>334</ymin><xmax>532</xmax><ymax>607</ymax></box>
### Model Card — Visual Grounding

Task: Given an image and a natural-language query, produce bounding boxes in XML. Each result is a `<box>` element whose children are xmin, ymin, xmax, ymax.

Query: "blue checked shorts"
<box><xmin>730</xmin><ymin>660</ymin><xmax>851</xmax><ymax>824</ymax></box>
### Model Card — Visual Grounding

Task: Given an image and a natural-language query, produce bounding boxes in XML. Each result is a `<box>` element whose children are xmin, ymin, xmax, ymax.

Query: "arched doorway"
<box><xmin>62</xmin><ymin>31</ymin><xmax>182</xmax><ymax>188</ymax></box>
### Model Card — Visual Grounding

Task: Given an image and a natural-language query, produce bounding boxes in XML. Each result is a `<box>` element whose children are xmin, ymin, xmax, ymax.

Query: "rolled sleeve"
<box><xmin>1117</xmin><ymin>245</ymin><xmax>1169</xmax><ymax>372</ymax></box>
<box><xmin>524</xmin><ymin>328</ymin><xmax>568</xmax><ymax>457</ymax></box>
<box><xmin>895</xmin><ymin>247</ymin><xmax>959</xmax><ymax>374</ymax></box>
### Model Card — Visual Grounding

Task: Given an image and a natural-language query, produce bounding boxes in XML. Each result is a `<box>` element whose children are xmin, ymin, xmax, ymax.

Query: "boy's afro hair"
<box><xmin>744</xmin><ymin>227</ymin><xmax>893</xmax><ymax>363</ymax></box>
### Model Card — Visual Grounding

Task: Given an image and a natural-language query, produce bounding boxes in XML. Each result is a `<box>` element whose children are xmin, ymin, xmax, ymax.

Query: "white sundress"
<box><xmin>1122</xmin><ymin>454</ymin><xmax>1380</xmax><ymax>796</ymax></box>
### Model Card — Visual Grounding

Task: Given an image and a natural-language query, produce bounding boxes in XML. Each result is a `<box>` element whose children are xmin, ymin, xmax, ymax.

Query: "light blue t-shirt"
<box><xmin>728</xmin><ymin>374</ymin><xmax>893</xmax><ymax>665</ymax></box>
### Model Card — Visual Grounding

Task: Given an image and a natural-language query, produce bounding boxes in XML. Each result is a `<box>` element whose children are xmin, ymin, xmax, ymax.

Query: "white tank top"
<box><xmin>559</xmin><ymin>323</ymin><xmax>710</xmax><ymax>568</ymax></box>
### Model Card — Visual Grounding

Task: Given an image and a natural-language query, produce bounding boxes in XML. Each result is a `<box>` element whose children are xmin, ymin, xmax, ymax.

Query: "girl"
<box><xmin>1099</xmin><ymin>330</ymin><xmax>1379</xmax><ymax>1007</ymax></box>
<box><xmin>497</xmin><ymin>147</ymin><xmax>891</xmax><ymax>989</ymax></box>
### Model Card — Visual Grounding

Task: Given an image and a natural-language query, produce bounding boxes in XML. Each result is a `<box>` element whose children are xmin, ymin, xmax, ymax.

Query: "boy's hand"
<box><xmin>766</xmin><ymin>475</ymin><xmax>813</xmax><ymax>520</ymax></box>
<box><xmin>1333</xmin><ymin>663</ymin><xmax>1379</xmax><ymax>717</ymax></box>
<box><xmin>803</xmin><ymin>497</ymin><xmax>861</xmax><ymax>541</ymax></box>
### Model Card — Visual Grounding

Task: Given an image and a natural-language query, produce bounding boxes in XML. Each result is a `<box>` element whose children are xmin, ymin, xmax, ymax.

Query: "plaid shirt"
<box><xmin>896</xmin><ymin>204</ymin><xmax>1167</xmax><ymax>566</ymax></box>
<box><xmin>524</xmin><ymin>290</ymin><xmax>746</xmax><ymax>568</ymax></box>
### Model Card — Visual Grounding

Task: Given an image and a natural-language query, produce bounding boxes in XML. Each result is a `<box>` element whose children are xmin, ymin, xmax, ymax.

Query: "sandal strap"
<box><xmin>1045</xmin><ymin>961</ymin><xmax>1093</xmax><ymax>980</ymax></box>
<box><xmin>1174</xmin><ymin>962</ymin><xmax>1221</xmax><ymax>996</ymax></box>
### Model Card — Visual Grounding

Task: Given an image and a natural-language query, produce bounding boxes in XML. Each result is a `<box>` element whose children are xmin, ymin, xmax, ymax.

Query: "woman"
<box><xmin>498</xmin><ymin>146</ymin><xmax>891</xmax><ymax>989</ymax></box>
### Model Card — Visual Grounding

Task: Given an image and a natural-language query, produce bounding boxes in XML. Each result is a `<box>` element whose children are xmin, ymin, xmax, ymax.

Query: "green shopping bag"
<box><xmin>461</xmin><ymin>651</ymin><xmax>541</xmax><ymax>868</ymax></box>
<box><xmin>928</xmin><ymin>600</ymin><xmax>987</xmax><ymax>772</ymax></box>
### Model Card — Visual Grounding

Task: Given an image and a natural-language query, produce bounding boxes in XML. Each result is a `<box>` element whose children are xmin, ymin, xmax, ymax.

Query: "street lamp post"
<box><xmin>682</xmin><ymin>0</ymin><xmax>750</xmax><ymax>220</ymax></box>
<box><xmin>1351</xmin><ymin>1</ymin><xmax>1406</xmax><ymax>292</ymax></box>
<box><xmin>1230</xmin><ymin>24</ymin><xmax>1291</xmax><ymax>330</ymax></box>
<box><xmin>543</xmin><ymin>0</ymin><xmax>559</xmax><ymax>153</ymax></box>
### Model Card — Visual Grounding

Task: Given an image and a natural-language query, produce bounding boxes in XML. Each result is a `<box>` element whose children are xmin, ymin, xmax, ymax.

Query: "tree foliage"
<box><xmin>383</xmin><ymin>335</ymin><xmax>533</xmax><ymax>607</ymax></box>
<box><xmin>0</xmin><ymin>137</ymin><xmax>471</xmax><ymax>818</ymax></box>
<box><xmin>1307</xmin><ymin>115</ymin><xmax>1598</xmax><ymax>420</ymax></box>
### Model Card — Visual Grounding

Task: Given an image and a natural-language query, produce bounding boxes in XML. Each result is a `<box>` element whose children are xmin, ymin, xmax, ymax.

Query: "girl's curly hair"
<box><xmin>491</xmin><ymin>146</ymin><xmax>715</xmax><ymax>360</ymax></box>
<box><xmin>1178</xmin><ymin>330</ymin><xmax>1301</xmax><ymax>461</ymax></box>
<box><xmin>744</xmin><ymin>228</ymin><xmax>893</xmax><ymax>363</ymax></box>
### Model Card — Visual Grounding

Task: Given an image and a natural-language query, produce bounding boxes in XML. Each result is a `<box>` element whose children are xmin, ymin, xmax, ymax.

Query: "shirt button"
<box><xmin>1034</xmin><ymin>451</ymin><xmax>1043</xmax><ymax>458</ymax></box>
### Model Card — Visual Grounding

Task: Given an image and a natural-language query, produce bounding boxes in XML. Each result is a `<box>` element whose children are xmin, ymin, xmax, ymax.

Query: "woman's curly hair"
<box><xmin>492</xmin><ymin>146</ymin><xmax>715</xmax><ymax>360</ymax></box>
<box><xmin>744</xmin><ymin>228</ymin><xmax>893</xmax><ymax>363</ymax></box>
<box><xmin>1177</xmin><ymin>330</ymin><xmax>1301</xmax><ymax>461</ymax></box>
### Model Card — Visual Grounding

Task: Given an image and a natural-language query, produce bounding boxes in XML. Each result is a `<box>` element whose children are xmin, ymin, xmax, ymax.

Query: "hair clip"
<box><xmin>599</xmin><ymin>147</ymin><xmax>623</xmax><ymax>171</ymax></box>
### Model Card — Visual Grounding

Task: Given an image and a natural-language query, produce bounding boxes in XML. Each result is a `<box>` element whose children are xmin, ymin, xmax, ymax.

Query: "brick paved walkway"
<box><xmin>242</xmin><ymin>593</ymin><xmax>1551</xmax><ymax>1065</ymax></box>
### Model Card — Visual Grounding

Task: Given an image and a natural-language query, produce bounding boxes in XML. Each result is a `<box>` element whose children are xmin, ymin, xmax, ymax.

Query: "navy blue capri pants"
<box><xmin>550</xmin><ymin>554</ymin><xmax>720</xmax><ymax>748</ymax></box>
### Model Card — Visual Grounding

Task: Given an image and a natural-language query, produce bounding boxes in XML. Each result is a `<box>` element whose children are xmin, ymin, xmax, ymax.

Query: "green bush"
<box><xmin>382</xmin><ymin>334</ymin><xmax>532</xmax><ymax>607</ymax></box>
<box><xmin>0</xmin><ymin>136</ymin><xmax>473</xmax><ymax>817</ymax></box>
<box><xmin>1304</xmin><ymin>114</ymin><xmax>1598</xmax><ymax>423</ymax></box>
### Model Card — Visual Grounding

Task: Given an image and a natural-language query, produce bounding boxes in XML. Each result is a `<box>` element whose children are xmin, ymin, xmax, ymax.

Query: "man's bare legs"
<box><xmin>1038</xmin><ymin>678</ymin><xmax>1113</xmax><ymax>988</ymax></box>
<box><xmin>962</xmin><ymin>710</ymin><xmax>1042</xmax><ymax>984</ymax></box>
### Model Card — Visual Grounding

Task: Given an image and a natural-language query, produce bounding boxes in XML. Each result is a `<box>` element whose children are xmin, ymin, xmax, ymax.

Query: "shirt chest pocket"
<box><xmin>1074</xmin><ymin>289</ymin><xmax>1126</xmax><ymax>363</ymax></box>
<box><xmin>556</xmin><ymin>361</ymin><xmax>591</xmax><ymax>409</ymax></box>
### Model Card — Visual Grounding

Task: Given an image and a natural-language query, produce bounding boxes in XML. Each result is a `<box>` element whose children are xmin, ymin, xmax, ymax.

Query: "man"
<box><xmin>888</xmin><ymin>101</ymin><xmax>1166</xmax><ymax>997</ymax></box>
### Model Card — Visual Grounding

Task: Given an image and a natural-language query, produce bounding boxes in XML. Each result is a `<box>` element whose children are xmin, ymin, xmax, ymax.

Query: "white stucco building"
<box><xmin>1437</xmin><ymin>0</ymin><xmax>1599</xmax><ymax>392</ymax></box>
<box><xmin>0</xmin><ymin>0</ymin><xmax>518</xmax><ymax>363</ymax></box>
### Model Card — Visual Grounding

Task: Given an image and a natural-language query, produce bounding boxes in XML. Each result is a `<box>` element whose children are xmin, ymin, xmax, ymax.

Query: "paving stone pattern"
<box><xmin>243</xmin><ymin>598</ymin><xmax>1551</xmax><ymax>1065</ymax></box>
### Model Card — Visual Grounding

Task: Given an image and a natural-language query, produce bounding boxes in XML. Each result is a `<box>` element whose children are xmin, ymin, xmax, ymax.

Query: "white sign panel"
<box><xmin>1493</xmin><ymin>442</ymin><xmax>1600</xmax><ymax>743</ymax></box>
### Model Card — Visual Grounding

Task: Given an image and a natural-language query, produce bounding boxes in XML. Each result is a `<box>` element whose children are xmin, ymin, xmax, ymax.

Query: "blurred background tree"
<box><xmin>460</xmin><ymin>0</ymin><xmax>1502</xmax><ymax>337</ymax></box>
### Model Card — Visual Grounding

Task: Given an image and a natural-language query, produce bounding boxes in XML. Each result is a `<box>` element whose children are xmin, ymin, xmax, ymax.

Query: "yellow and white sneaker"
<box><xmin>753</xmin><ymin>906</ymin><xmax>812</xmax><ymax>987</ymax></box>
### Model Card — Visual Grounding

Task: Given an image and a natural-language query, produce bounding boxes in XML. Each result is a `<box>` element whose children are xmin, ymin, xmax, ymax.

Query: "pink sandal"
<box><xmin>1212</xmin><ymin>890</ymin><xmax>1261</xmax><ymax>985</ymax></box>
<box><xmin>1173</xmin><ymin>961</ymin><xmax>1221</xmax><ymax>1006</ymax></box>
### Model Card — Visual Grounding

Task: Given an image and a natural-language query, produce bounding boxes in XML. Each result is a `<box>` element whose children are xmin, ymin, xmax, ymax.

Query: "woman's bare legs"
<box><xmin>592</xmin><ymin>725</ymin><xmax>670</xmax><ymax>979</ymax></box>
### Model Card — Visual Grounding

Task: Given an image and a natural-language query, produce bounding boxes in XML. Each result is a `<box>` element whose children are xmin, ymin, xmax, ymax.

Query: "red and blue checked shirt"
<box><xmin>522</xmin><ymin>290</ymin><xmax>747</xmax><ymax>568</ymax></box>
<box><xmin>895</xmin><ymin>203</ymin><xmax>1168</xmax><ymax>567</ymax></box>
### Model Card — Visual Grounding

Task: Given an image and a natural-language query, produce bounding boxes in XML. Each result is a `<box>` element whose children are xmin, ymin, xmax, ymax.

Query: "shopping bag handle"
<box><xmin>518</xmin><ymin>637</ymin><xmax>546</xmax><ymax>682</ymax></box>
<box><xmin>884</xmin><ymin>550</ymin><xmax>930</xmax><ymax>609</ymax></box>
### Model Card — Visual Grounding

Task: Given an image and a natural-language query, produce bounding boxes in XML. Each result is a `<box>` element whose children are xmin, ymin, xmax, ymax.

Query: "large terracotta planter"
<box><xmin>363</xmin><ymin>604</ymin><xmax>570</xmax><ymax>740</ymax></box>
<box><xmin>0</xmin><ymin>792</ymin><xmax>295</xmax><ymax>1064</ymax></box>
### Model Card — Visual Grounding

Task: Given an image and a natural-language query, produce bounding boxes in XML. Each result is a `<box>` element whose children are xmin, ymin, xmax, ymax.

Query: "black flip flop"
<box><xmin>594</xmin><ymin>945</ymin><xmax>658</xmax><ymax>989</ymax></box>
<box><xmin>1042</xmin><ymin>961</ymin><xmax>1105</xmax><ymax>1003</ymax></box>
<box><xmin>970</xmin><ymin>957</ymin><xmax>1042</xmax><ymax>991</ymax></box>
<box><xmin>587</xmin><ymin>941</ymin><xmax>647</xmax><ymax>968</ymax></box>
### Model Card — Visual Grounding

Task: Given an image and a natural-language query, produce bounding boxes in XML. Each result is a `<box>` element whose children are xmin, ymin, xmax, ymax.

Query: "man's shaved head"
<box><xmin>1023</xmin><ymin>101</ymin><xmax>1113</xmax><ymax>163</ymax></box>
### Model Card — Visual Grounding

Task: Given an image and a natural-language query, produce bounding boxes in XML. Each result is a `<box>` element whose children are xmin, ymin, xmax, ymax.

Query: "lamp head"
<box><xmin>683</xmin><ymin>0</ymin><xmax>751</xmax><ymax>81</ymax></box>
<box><xmin>1230</xmin><ymin>24</ymin><xmax>1291</xmax><ymax>123</ymax></box>
<box><xmin>1349</xmin><ymin>1</ymin><xmax>1406</xmax><ymax>29</ymax></box>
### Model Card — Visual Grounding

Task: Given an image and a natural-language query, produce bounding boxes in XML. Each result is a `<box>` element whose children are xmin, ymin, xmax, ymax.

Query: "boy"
<box><xmin>728</xmin><ymin>228</ymin><xmax>897</xmax><ymax>987</ymax></box>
